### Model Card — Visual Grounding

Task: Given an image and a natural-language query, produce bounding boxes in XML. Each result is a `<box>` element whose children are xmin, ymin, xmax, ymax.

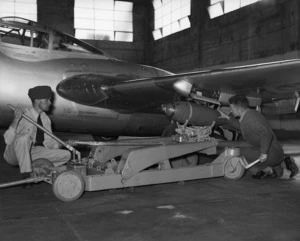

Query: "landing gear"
<box><xmin>53</xmin><ymin>170</ymin><xmax>85</xmax><ymax>202</ymax></box>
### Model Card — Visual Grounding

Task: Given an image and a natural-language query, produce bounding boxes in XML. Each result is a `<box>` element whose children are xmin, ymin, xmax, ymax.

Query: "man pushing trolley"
<box><xmin>3</xmin><ymin>86</ymin><xmax>71</xmax><ymax>187</ymax></box>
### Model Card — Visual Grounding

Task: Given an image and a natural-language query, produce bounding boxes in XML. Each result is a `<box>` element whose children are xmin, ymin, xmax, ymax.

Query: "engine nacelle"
<box><xmin>162</xmin><ymin>101</ymin><xmax>220</xmax><ymax>126</ymax></box>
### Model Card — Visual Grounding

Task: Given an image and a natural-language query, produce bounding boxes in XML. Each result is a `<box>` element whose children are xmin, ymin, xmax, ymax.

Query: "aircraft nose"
<box><xmin>56</xmin><ymin>75</ymin><xmax>108</xmax><ymax>105</ymax></box>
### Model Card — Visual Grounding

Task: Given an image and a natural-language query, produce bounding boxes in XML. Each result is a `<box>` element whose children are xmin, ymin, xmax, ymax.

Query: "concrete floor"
<box><xmin>1</xmin><ymin>136</ymin><xmax>300</xmax><ymax>241</ymax></box>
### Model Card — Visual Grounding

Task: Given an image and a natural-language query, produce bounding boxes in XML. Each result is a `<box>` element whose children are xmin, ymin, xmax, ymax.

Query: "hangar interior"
<box><xmin>1</xmin><ymin>0</ymin><xmax>300</xmax><ymax>241</ymax></box>
<box><xmin>36</xmin><ymin>0</ymin><xmax>300</xmax><ymax>72</ymax></box>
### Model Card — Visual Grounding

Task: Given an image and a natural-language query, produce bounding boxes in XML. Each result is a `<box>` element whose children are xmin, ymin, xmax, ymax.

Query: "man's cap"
<box><xmin>28</xmin><ymin>85</ymin><xmax>52</xmax><ymax>101</ymax></box>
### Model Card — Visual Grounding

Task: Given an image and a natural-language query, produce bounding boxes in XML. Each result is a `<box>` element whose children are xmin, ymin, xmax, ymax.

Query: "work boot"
<box><xmin>252</xmin><ymin>169</ymin><xmax>277</xmax><ymax>179</ymax></box>
<box><xmin>279</xmin><ymin>169</ymin><xmax>292</xmax><ymax>180</ymax></box>
<box><xmin>283</xmin><ymin>156</ymin><xmax>299</xmax><ymax>178</ymax></box>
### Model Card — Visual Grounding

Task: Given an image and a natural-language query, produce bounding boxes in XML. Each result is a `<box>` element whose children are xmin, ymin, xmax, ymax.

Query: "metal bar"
<box><xmin>8</xmin><ymin>104</ymin><xmax>72</xmax><ymax>150</ymax></box>
<box><xmin>74</xmin><ymin>141</ymin><xmax>164</xmax><ymax>146</ymax></box>
<box><xmin>241</xmin><ymin>158</ymin><xmax>261</xmax><ymax>169</ymax></box>
<box><xmin>190</xmin><ymin>93</ymin><xmax>220</xmax><ymax>105</ymax></box>
<box><xmin>0</xmin><ymin>177</ymin><xmax>45</xmax><ymax>188</ymax></box>
<box><xmin>120</xmin><ymin>140</ymin><xmax>218</xmax><ymax>180</ymax></box>
<box><xmin>84</xmin><ymin>163</ymin><xmax>225</xmax><ymax>191</ymax></box>
<box><xmin>74</xmin><ymin>137</ymin><xmax>173</xmax><ymax>147</ymax></box>
<box><xmin>8</xmin><ymin>104</ymin><xmax>81</xmax><ymax>160</ymax></box>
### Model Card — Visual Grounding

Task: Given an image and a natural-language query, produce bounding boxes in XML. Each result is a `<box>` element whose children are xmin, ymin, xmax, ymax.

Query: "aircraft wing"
<box><xmin>57</xmin><ymin>59</ymin><xmax>300</xmax><ymax>112</ymax></box>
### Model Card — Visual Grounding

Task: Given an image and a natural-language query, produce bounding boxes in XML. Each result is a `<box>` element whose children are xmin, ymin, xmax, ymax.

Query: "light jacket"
<box><xmin>3</xmin><ymin>107</ymin><xmax>60</xmax><ymax>149</ymax></box>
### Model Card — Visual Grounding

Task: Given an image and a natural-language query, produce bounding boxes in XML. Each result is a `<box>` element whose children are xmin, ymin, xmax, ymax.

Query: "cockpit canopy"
<box><xmin>0</xmin><ymin>16</ymin><xmax>115</xmax><ymax>58</ymax></box>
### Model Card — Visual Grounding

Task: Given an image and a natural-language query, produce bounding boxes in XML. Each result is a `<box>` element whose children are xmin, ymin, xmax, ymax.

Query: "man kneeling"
<box><xmin>3</xmin><ymin>85</ymin><xmax>71</xmax><ymax>182</ymax></box>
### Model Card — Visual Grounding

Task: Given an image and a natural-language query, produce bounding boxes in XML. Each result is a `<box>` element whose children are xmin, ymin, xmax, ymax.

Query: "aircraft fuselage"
<box><xmin>0</xmin><ymin>33</ymin><xmax>173</xmax><ymax>137</ymax></box>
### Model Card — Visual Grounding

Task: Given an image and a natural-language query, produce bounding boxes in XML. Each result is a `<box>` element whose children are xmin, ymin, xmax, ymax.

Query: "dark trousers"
<box><xmin>240</xmin><ymin>143</ymin><xmax>284</xmax><ymax>175</ymax></box>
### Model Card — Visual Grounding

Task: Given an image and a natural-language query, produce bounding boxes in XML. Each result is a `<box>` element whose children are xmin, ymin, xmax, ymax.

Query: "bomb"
<box><xmin>162</xmin><ymin>101</ymin><xmax>220</xmax><ymax>126</ymax></box>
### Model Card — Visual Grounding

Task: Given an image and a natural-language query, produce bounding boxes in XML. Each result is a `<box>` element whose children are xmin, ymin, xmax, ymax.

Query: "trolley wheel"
<box><xmin>32</xmin><ymin>158</ymin><xmax>54</xmax><ymax>168</ymax></box>
<box><xmin>224</xmin><ymin>157</ymin><xmax>245</xmax><ymax>180</ymax></box>
<box><xmin>53</xmin><ymin>170</ymin><xmax>85</xmax><ymax>202</ymax></box>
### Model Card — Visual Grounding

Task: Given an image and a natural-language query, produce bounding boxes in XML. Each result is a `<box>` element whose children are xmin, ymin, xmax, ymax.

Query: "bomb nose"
<box><xmin>161</xmin><ymin>103</ymin><xmax>175</xmax><ymax>117</ymax></box>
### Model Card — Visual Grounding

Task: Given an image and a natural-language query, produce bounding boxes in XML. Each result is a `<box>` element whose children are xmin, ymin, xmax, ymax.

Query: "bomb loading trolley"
<box><xmin>0</xmin><ymin>105</ymin><xmax>255</xmax><ymax>202</ymax></box>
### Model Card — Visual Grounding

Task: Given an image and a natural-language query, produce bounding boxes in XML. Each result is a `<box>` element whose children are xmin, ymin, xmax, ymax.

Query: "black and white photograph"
<box><xmin>0</xmin><ymin>0</ymin><xmax>299</xmax><ymax>240</ymax></box>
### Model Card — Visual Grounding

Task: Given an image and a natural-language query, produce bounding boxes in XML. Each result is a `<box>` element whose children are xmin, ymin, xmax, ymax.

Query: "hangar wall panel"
<box><xmin>148</xmin><ymin>0</ymin><xmax>300</xmax><ymax>73</ymax></box>
<box><xmin>36</xmin><ymin>0</ymin><xmax>300</xmax><ymax>72</ymax></box>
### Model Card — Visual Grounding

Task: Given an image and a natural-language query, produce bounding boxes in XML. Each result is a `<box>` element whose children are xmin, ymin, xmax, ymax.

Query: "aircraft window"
<box><xmin>0</xmin><ymin>25</ymin><xmax>23</xmax><ymax>45</ymax></box>
<box><xmin>0</xmin><ymin>18</ymin><xmax>110</xmax><ymax>56</ymax></box>
<box><xmin>37</xmin><ymin>32</ymin><xmax>49</xmax><ymax>49</ymax></box>
<box><xmin>22</xmin><ymin>29</ymin><xmax>33</xmax><ymax>47</ymax></box>
<box><xmin>22</xmin><ymin>29</ymin><xmax>44</xmax><ymax>47</ymax></box>
<box><xmin>0</xmin><ymin>24</ymin><xmax>50</xmax><ymax>49</ymax></box>
<box><xmin>53</xmin><ymin>32</ymin><xmax>104</xmax><ymax>55</ymax></box>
